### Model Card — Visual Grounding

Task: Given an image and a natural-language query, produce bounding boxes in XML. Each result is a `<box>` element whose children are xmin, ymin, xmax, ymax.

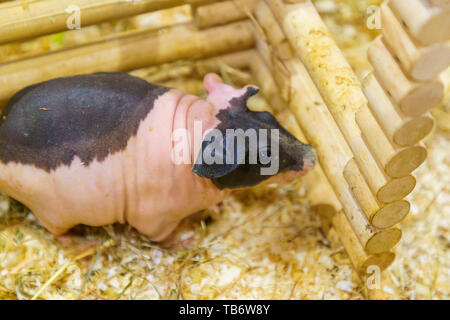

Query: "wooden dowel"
<box><xmin>265</xmin><ymin>0</ymin><xmax>413</xmax><ymax>202</ymax></box>
<box><xmin>250</xmin><ymin>52</ymin><xmax>289</xmax><ymax>114</ymax></box>
<box><xmin>376</xmin><ymin>175</ymin><xmax>416</xmax><ymax>204</ymax></box>
<box><xmin>380</xmin><ymin>2</ymin><xmax>450</xmax><ymax>81</ymax></box>
<box><xmin>195</xmin><ymin>0</ymin><xmax>258</xmax><ymax>29</ymax></box>
<box><xmin>332</xmin><ymin>211</ymin><xmax>395</xmax><ymax>274</ymax></box>
<box><xmin>389</xmin><ymin>0</ymin><xmax>450</xmax><ymax>46</ymax></box>
<box><xmin>188</xmin><ymin>0</ymin><xmax>225</xmax><ymax>9</ymax></box>
<box><xmin>254</xmin><ymin>0</ymin><xmax>294</xmax><ymax>60</ymax></box>
<box><xmin>0</xmin><ymin>21</ymin><xmax>255</xmax><ymax>108</ymax></box>
<box><xmin>131</xmin><ymin>49</ymin><xmax>254</xmax><ymax>82</ymax></box>
<box><xmin>158</xmin><ymin>78</ymin><xmax>205</xmax><ymax>94</ymax></box>
<box><xmin>368</xmin><ymin>36</ymin><xmax>444</xmax><ymax>116</ymax></box>
<box><xmin>0</xmin><ymin>0</ymin><xmax>205</xmax><ymax>45</ymax></box>
<box><xmin>356</xmin><ymin>107</ymin><xmax>427</xmax><ymax>178</ymax></box>
<box><xmin>193</xmin><ymin>49</ymin><xmax>254</xmax><ymax>75</ymax></box>
<box><xmin>362</xmin><ymin>72</ymin><xmax>435</xmax><ymax>147</ymax></box>
<box><xmin>276</xmin><ymin>109</ymin><xmax>342</xmax><ymax>214</ymax></box>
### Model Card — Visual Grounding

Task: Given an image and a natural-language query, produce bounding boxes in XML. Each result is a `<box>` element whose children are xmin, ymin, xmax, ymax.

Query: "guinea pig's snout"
<box><xmin>301</xmin><ymin>144</ymin><xmax>317</xmax><ymax>172</ymax></box>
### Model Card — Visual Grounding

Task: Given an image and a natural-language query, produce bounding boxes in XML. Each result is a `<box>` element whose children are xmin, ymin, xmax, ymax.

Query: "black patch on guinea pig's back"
<box><xmin>0</xmin><ymin>72</ymin><xmax>170</xmax><ymax>171</ymax></box>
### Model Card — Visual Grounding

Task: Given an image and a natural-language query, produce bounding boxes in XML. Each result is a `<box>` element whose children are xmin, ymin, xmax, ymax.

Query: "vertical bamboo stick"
<box><xmin>249</xmin><ymin>49</ymin><xmax>289</xmax><ymax>114</ymax></box>
<box><xmin>254</xmin><ymin>0</ymin><xmax>294</xmax><ymax>60</ymax></box>
<box><xmin>368</xmin><ymin>36</ymin><xmax>444</xmax><ymax>116</ymax></box>
<box><xmin>275</xmin><ymin>109</ymin><xmax>342</xmax><ymax>216</ymax></box>
<box><xmin>380</xmin><ymin>2</ymin><xmax>450</xmax><ymax>81</ymax></box>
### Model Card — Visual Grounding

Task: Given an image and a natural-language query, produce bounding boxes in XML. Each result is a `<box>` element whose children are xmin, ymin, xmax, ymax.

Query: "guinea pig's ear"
<box><xmin>192</xmin><ymin>131</ymin><xmax>246</xmax><ymax>179</ymax></box>
<box><xmin>228</xmin><ymin>86</ymin><xmax>260</xmax><ymax>113</ymax></box>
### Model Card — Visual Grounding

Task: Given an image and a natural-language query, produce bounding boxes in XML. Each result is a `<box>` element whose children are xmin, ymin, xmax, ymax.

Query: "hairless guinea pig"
<box><xmin>0</xmin><ymin>72</ymin><xmax>316</xmax><ymax>241</ymax></box>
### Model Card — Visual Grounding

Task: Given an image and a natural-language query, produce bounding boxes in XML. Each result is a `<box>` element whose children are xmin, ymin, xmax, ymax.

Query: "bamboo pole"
<box><xmin>254</xmin><ymin>0</ymin><xmax>294</xmax><ymax>60</ymax></box>
<box><xmin>195</xmin><ymin>0</ymin><xmax>258</xmax><ymax>29</ymax></box>
<box><xmin>362</xmin><ymin>72</ymin><xmax>435</xmax><ymax>147</ymax></box>
<box><xmin>188</xmin><ymin>0</ymin><xmax>225</xmax><ymax>9</ymax></box>
<box><xmin>368</xmin><ymin>36</ymin><xmax>444</xmax><ymax>116</ymax></box>
<box><xmin>380</xmin><ymin>2</ymin><xmax>450</xmax><ymax>81</ymax></box>
<box><xmin>389</xmin><ymin>0</ymin><xmax>450</xmax><ymax>46</ymax></box>
<box><xmin>356</xmin><ymin>107</ymin><xmax>427</xmax><ymax>178</ymax></box>
<box><xmin>249</xmin><ymin>51</ymin><xmax>289</xmax><ymax>114</ymax></box>
<box><xmin>0</xmin><ymin>0</ymin><xmax>208</xmax><ymax>45</ymax></box>
<box><xmin>0</xmin><ymin>21</ymin><xmax>255</xmax><ymax>108</ymax></box>
<box><xmin>159</xmin><ymin>78</ymin><xmax>205</xmax><ymax>94</ymax></box>
<box><xmin>194</xmin><ymin>49</ymin><xmax>254</xmax><ymax>71</ymax></box>
<box><xmin>265</xmin><ymin>0</ymin><xmax>415</xmax><ymax>200</ymax></box>
<box><xmin>131</xmin><ymin>49</ymin><xmax>254</xmax><ymax>82</ymax></box>
<box><xmin>275</xmin><ymin>109</ymin><xmax>342</xmax><ymax>215</ymax></box>
<box><xmin>251</xmin><ymin>48</ymin><xmax>401</xmax><ymax>253</ymax></box>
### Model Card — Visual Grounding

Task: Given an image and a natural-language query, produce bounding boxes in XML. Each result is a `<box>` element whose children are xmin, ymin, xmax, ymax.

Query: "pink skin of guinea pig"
<box><xmin>0</xmin><ymin>73</ymin><xmax>315</xmax><ymax>241</ymax></box>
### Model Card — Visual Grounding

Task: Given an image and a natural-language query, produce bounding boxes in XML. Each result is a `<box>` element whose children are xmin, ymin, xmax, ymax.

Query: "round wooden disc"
<box><xmin>366</xmin><ymin>228</ymin><xmax>402</xmax><ymax>255</ymax></box>
<box><xmin>385</xmin><ymin>146</ymin><xmax>427</xmax><ymax>178</ymax></box>
<box><xmin>412</xmin><ymin>44</ymin><xmax>450</xmax><ymax>81</ymax></box>
<box><xmin>401</xmin><ymin>81</ymin><xmax>444</xmax><ymax>116</ymax></box>
<box><xmin>415</xmin><ymin>10</ymin><xmax>450</xmax><ymax>46</ymax></box>
<box><xmin>394</xmin><ymin>116</ymin><xmax>435</xmax><ymax>147</ymax></box>
<box><xmin>360</xmin><ymin>252</ymin><xmax>396</xmax><ymax>274</ymax></box>
<box><xmin>377</xmin><ymin>175</ymin><xmax>416</xmax><ymax>203</ymax></box>
<box><xmin>371</xmin><ymin>200</ymin><xmax>410</xmax><ymax>229</ymax></box>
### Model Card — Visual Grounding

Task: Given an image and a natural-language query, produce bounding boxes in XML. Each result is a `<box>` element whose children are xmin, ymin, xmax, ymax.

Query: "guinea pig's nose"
<box><xmin>302</xmin><ymin>145</ymin><xmax>316</xmax><ymax>170</ymax></box>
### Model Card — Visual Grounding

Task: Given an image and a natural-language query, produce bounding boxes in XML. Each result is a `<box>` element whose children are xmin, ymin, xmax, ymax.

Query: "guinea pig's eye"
<box><xmin>259</xmin><ymin>148</ymin><xmax>272</xmax><ymax>164</ymax></box>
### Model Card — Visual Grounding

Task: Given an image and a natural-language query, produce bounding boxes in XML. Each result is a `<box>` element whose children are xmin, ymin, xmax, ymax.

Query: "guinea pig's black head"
<box><xmin>192</xmin><ymin>87</ymin><xmax>316</xmax><ymax>189</ymax></box>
